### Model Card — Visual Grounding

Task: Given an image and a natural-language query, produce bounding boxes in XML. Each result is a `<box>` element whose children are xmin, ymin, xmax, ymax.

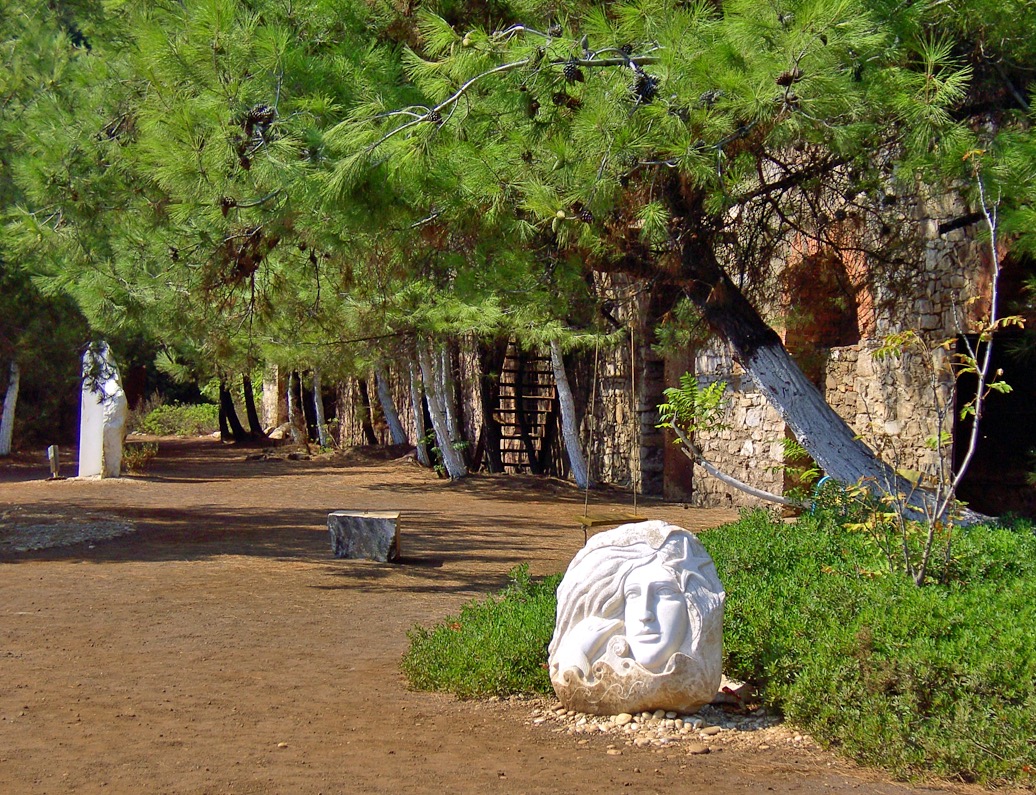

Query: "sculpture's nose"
<box><xmin>639</xmin><ymin>598</ymin><xmax>655</xmax><ymax>623</ymax></box>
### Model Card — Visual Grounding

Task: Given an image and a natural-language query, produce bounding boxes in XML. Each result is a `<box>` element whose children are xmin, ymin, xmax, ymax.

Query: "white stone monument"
<box><xmin>548</xmin><ymin>520</ymin><xmax>725</xmax><ymax>715</ymax></box>
<box><xmin>78</xmin><ymin>343</ymin><xmax>128</xmax><ymax>479</ymax></box>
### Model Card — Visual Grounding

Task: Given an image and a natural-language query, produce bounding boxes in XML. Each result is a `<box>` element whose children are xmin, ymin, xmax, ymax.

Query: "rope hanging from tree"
<box><xmin>582</xmin><ymin>339</ymin><xmax>600</xmax><ymax>519</ymax></box>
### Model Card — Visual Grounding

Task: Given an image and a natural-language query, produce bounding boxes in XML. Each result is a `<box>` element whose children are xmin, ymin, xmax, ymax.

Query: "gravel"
<box><xmin>0</xmin><ymin>507</ymin><xmax>136</xmax><ymax>552</ymax></box>
<box><xmin>524</xmin><ymin>700</ymin><xmax>816</xmax><ymax>754</ymax></box>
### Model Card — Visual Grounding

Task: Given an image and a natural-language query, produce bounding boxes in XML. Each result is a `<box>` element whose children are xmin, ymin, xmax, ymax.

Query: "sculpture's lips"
<box><xmin>634</xmin><ymin>631</ymin><xmax>662</xmax><ymax>641</ymax></box>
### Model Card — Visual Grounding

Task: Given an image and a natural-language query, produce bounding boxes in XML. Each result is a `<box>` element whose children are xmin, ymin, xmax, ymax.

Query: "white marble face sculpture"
<box><xmin>548</xmin><ymin>520</ymin><xmax>725</xmax><ymax>715</ymax></box>
<box><xmin>622</xmin><ymin>560</ymin><xmax>689</xmax><ymax>670</ymax></box>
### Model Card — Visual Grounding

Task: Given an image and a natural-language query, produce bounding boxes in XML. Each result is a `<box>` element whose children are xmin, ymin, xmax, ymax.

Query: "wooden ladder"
<box><xmin>495</xmin><ymin>341</ymin><xmax>558</xmax><ymax>474</ymax></box>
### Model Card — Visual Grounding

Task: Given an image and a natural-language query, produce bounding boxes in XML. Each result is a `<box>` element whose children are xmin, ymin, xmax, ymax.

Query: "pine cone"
<box><xmin>427</xmin><ymin>109</ymin><xmax>442</xmax><ymax>124</ymax></box>
<box><xmin>578</xmin><ymin>208</ymin><xmax>594</xmax><ymax>224</ymax></box>
<box><xmin>552</xmin><ymin>92</ymin><xmax>582</xmax><ymax>109</ymax></box>
<box><xmin>563</xmin><ymin>61</ymin><xmax>584</xmax><ymax>83</ymax></box>
<box><xmin>248</xmin><ymin>103</ymin><xmax>276</xmax><ymax>125</ymax></box>
<box><xmin>776</xmin><ymin>67</ymin><xmax>804</xmax><ymax>87</ymax></box>
<box><xmin>698</xmin><ymin>89</ymin><xmax>722</xmax><ymax>108</ymax></box>
<box><xmin>632</xmin><ymin>71</ymin><xmax>658</xmax><ymax>103</ymax></box>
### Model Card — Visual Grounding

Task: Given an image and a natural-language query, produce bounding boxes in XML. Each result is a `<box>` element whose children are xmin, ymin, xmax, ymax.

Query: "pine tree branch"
<box><xmin>363</xmin><ymin>50</ymin><xmax>661</xmax><ymax>154</ymax></box>
<box><xmin>733</xmin><ymin>156</ymin><xmax>848</xmax><ymax>205</ymax></box>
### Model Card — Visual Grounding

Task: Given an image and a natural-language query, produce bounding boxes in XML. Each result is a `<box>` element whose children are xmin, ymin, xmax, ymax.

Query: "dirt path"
<box><xmin>0</xmin><ymin>439</ymin><xmax>1008</xmax><ymax>794</ymax></box>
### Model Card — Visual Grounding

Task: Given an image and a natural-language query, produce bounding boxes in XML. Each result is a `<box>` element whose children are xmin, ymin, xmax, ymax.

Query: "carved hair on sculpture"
<box><xmin>548</xmin><ymin>520</ymin><xmax>725</xmax><ymax>714</ymax></box>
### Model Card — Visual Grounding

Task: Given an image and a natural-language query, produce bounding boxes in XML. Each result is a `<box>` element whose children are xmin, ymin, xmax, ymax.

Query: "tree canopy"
<box><xmin>2</xmin><ymin>0</ymin><xmax>1034</xmax><ymax>488</ymax></box>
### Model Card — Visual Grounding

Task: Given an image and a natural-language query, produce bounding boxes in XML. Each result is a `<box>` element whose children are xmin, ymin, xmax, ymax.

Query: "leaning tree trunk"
<box><xmin>550</xmin><ymin>340</ymin><xmax>592</xmax><ymax>488</ymax></box>
<box><xmin>676</xmin><ymin>236</ymin><xmax>965</xmax><ymax>518</ymax></box>
<box><xmin>218</xmin><ymin>401</ymin><xmax>232</xmax><ymax>441</ymax></box>
<box><xmin>0</xmin><ymin>360</ymin><xmax>20</xmax><ymax>456</ymax></box>
<box><xmin>408</xmin><ymin>359</ymin><xmax>431</xmax><ymax>467</ymax></box>
<box><xmin>312</xmin><ymin>367</ymin><xmax>329</xmax><ymax>448</ymax></box>
<box><xmin>356</xmin><ymin>378</ymin><xmax>379</xmax><ymax>445</ymax></box>
<box><xmin>417</xmin><ymin>342</ymin><xmax>468</xmax><ymax>479</ymax></box>
<box><xmin>219</xmin><ymin>378</ymin><xmax>248</xmax><ymax>443</ymax></box>
<box><xmin>374</xmin><ymin>364</ymin><xmax>408</xmax><ymax>445</ymax></box>
<box><xmin>241</xmin><ymin>374</ymin><xmax>266</xmax><ymax>438</ymax></box>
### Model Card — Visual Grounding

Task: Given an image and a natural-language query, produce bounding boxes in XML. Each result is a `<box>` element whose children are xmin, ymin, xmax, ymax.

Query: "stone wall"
<box><xmin>690</xmin><ymin>342</ymin><xmax>787</xmax><ymax>509</ymax></box>
<box><xmin>576</xmin><ymin>273</ymin><xmax>677</xmax><ymax>498</ymax></box>
<box><xmin>685</xmin><ymin>191</ymin><xmax>991</xmax><ymax>508</ymax></box>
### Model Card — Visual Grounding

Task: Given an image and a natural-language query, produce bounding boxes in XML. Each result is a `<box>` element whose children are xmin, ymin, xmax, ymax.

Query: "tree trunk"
<box><xmin>241</xmin><ymin>374</ymin><xmax>266</xmax><ymax>438</ymax></box>
<box><xmin>375</xmin><ymin>364</ymin><xmax>408</xmax><ymax>445</ymax></box>
<box><xmin>417</xmin><ymin>342</ymin><xmax>468</xmax><ymax>479</ymax></box>
<box><xmin>437</xmin><ymin>345</ymin><xmax>464</xmax><ymax>454</ymax></box>
<box><xmin>218</xmin><ymin>401</ymin><xmax>231</xmax><ymax>442</ymax></box>
<box><xmin>287</xmin><ymin>370</ymin><xmax>308</xmax><ymax>444</ymax></box>
<box><xmin>676</xmin><ymin>239</ymin><xmax>924</xmax><ymax>508</ymax></box>
<box><xmin>0</xmin><ymin>360</ymin><xmax>20</xmax><ymax>456</ymax></box>
<box><xmin>409</xmin><ymin>359</ymin><xmax>431</xmax><ymax>467</ymax></box>
<box><xmin>477</xmin><ymin>340</ymin><xmax>507</xmax><ymax>473</ymax></box>
<box><xmin>312</xmin><ymin>367</ymin><xmax>329</xmax><ymax>448</ymax></box>
<box><xmin>219</xmin><ymin>378</ymin><xmax>248</xmax><ymax>443</ymax></box>
<box><xmin>356</xmin><ymin>378</ymin><xmax>379</xmax><ymax>445</ymax></box>
<box><xmin>550</xmin><ymin>340</ymin><xmax>591</xmax><ymax>488</ymax></box>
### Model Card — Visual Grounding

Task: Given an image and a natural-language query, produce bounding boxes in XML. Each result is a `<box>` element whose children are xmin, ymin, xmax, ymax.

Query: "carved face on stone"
<box><xmin>621</xmin><ymin>560</ymin><xmax>689</xmax><ymax>670</ymax></box>
<box><xmin>548</xmin><ymin>521</ymin><xmax>725</xmax><ymax>714</ymax></box>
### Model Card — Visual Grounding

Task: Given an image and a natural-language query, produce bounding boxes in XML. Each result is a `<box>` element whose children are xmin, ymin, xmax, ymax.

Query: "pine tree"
<box><xmin>333</xmin><ymin>0</ymin><xmax>1035</xmax><ymax>511</ymax></box>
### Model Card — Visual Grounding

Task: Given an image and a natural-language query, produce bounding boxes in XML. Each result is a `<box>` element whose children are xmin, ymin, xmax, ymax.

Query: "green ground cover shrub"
<box><xmin>401</xmin><ymin>565</ymin><xmax>561</xmax><ymax>698</ymax></box>
<box><xmin>703</xmin><ymin>510</ymin><xmax>1036</xmax><ymax>786</ymax></box>
<box><xmin>134</xmin><ymin>403</ymin><xmax>219</xmax><ymax>436</ymax></box>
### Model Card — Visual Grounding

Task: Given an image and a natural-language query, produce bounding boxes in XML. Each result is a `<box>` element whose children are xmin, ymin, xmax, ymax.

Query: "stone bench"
<box><xmin>328</xmin><ymin>510</ymin><xmax>401</xmax><ymax>562</ymax></box>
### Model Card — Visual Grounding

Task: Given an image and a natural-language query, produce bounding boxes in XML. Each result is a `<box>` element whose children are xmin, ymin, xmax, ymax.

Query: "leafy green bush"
<box><xmin>134</xmin><ymin>402</ymin><xmax>219</xmax><ymax>437</ymax></box>
<box><xmin>401</xmin><ymin>514</ymin><xmax>1035</xmax><ymax>786</ymax></box>
<box><xmin>702</xmin><ymin>510</ymin><xmax>1036</xmax><ymax>786</ymax></box>
<box><xmin>122</xmin><ymin>440</ymin><xmax>159</xmax><ymax>473</ymax></box>
<box><xmin>401</xmin><ymin>565</ymin><xmax>561</xmax><ymax>698</ymax></box>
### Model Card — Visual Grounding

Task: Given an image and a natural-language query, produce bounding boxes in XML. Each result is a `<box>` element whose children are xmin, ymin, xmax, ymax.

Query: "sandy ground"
<box><xmin>0</xmin><ymin>438</ymin><xmax>1019</xmax><ymax>794</ymax></box>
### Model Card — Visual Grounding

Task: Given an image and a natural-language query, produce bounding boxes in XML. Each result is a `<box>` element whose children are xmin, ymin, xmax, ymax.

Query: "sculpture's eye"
<box><xmin>656</xmin><ymin>585</ymin><xmax>681</xmax><ymax>599</ymax></box>
<box><xmin>625</xmin><ymin>585</ymin><xmax>642</xmax><ymax>599</ymax></box>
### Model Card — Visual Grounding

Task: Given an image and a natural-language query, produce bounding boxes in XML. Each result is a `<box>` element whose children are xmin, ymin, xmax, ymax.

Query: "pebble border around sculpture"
<box><xmin>548</xmin><ymin>520</ymin><xmax>725</xmax><ymax>716</ymax></box>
